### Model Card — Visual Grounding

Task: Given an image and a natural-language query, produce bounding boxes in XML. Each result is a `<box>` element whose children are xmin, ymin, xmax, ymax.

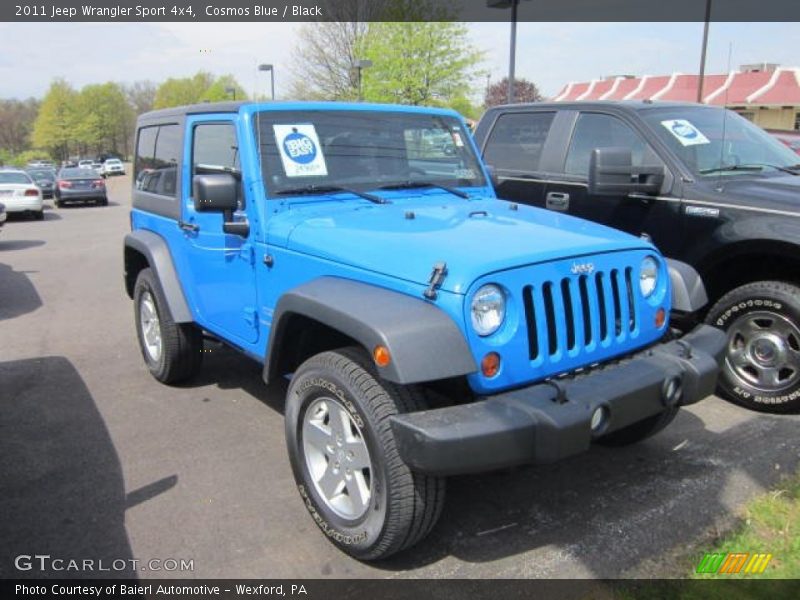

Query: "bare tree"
<box><xmin>0</xmin><ymin>98</ymin><xmax>39</xmax><ymax>154</ymax></box>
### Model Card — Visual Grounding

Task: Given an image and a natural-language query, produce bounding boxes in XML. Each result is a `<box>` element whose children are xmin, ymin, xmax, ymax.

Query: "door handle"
<box><xmin>546</xmin><ymin>192</ymin><xmax>570</xmax><ymax>211</ymax></box>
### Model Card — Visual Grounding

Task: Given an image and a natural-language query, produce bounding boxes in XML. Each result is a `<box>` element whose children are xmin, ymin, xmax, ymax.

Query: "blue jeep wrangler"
<box><xmin>124</xmin><ymin>101</ymin><xmax>725</xmax><ymax>560</ymax></box>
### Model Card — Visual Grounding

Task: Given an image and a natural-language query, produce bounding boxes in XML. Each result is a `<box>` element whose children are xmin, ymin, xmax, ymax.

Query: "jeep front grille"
<box><xmin>522</xmin><ymin>268</ymin><xmax>637</xmax><ymax>363</ymax></box>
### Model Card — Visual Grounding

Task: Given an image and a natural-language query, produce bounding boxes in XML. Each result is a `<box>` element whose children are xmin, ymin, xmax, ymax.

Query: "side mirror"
<box><xmin>588</xmin><ymin>147</ymin><xmax>665</xmax><ymax>197</ymax></box>
<box><xmin>485</xmin><ymin>164</ymin><xmax>499</xmax><ymax>188</ymax></box>
<box><xmin>193</xmin><ymin>173</ymin><xmax>238</xmax><ymax>212</ymax></box>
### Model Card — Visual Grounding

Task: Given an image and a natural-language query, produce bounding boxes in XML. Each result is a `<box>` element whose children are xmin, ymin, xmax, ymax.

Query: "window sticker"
<box><xmin>455</xmin><ymin>168</ymin><xmax>476</xmax><ymax>179</ymax></box>
<box><xmin>273</xmin><ymin>124</ymin><xmax>328</xmax><ymax>177</ymax></box>
<box><xmin>660</xmin><ymin>119</ymin><xmax>710</xmax><ymax>147</ymax></box>
<box><xmin>451</xmin><ymin>131</ymin><xmax>465</xmax><ymax>147</ymax></box>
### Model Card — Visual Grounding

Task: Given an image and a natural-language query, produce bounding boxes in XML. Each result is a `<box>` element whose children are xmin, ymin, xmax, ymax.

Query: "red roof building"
<box><xmin>553</xmin><ymin>64</ymin><xmax>800</xmax><ymax>131</ymax></box>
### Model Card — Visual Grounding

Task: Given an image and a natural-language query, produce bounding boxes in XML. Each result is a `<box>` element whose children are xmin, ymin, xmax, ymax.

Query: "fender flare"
<box><xmin>667</xmin><ymin>258</ymin><xmax>708</xmax><ymax>314</ymax></box>
<box><xmin>264</xmin><ymin>277</ymin><xmax>477</xmax><ymax>385</ymax></box>
<box><xmin>123</xmin><ymin>230</ymin><xmax>192</xmax><ymax>323</ymax></box>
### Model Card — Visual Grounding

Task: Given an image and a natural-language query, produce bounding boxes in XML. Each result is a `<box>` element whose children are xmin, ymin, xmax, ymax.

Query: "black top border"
<box><xmin>3</xmin><ymin>0</ymin><xmax>800</xmax><ymax>23</ymax></box>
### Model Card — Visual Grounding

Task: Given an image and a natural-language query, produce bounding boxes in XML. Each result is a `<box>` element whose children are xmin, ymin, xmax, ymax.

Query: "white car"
<box><xmin>100</xmin><ymin>159</ymin><xmax>125</xmax><ymax>177</ymax></box>
<box><xmin>0</xmin><ymin>170</ymin><xmax>44</xmax><ymax>220</ymax></box>
<box><xmin>77</xmin><ymin>159</ymin><xmax>94</xmax><ymax>170</ymax></box>
<box><xmin>0</xmin><ymin>202</ymin><xmax>6</xmax><ymax>231</ymax></box>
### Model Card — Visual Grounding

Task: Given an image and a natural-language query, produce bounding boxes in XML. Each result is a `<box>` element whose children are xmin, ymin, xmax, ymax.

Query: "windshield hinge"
<box><xmin>423</xmin><ymin>262</ymin><xmax>448</xmax><ymax>300</ymax></box>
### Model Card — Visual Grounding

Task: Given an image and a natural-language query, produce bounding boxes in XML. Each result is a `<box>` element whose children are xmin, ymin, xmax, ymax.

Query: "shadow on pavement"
<box><xmin>0</xmin><ymin>356</ymin><xmax>173</xmax><ymax>579</ymax></box>
<box><xmin>0</xmin><ymin>263</ymin><xmax>42</xmax><ymax>321</ymax></box>
<box><xmin>0</xmin><ymin>240</ymin><xmax>45</xmax><ymax>252</ymax></box>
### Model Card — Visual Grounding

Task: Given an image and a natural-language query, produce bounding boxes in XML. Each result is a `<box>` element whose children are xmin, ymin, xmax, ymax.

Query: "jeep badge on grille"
<box><xmin>570</xmin><ymin>262</ymin><xmax>595</xmax><ymax>275</ymax></box>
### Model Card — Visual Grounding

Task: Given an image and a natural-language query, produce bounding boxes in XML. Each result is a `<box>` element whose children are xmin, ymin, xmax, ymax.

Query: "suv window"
<box><xmin>565</xmin><ymin>113</ymin><xmax>647</xmax><ymax>177</ymax></box>
<box><xmin>135</xmin><ymin>124</ymin><xmax>179</xmax><ymax>197</ymax></box>
<box><xmin>483</xmin><ymin>112</ymin><xmax>555</xmax><ymax>173</ymax></box>
<box><xmin>192</xmin><ymin>121</ymin><xmax>243</xmax><ymax>208</ymax></box>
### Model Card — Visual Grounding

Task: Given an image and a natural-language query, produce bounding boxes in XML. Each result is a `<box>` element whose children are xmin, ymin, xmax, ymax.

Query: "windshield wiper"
<box><xmin>700</xmin><ymin>163</ymin><xmax>799</xmax><ymax>176</ymax></box>
<box><xmin>274</xmin><ymin>185</ymin><xmax>388</xmax><ymax>204</ymax></box>
<box><xmin>377</xmin><ymin>180</ymin><xmax>469</xmax><ymax>199</ymax></box>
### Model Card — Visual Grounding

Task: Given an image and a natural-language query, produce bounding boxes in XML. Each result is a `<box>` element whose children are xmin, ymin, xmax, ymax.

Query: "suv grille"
<box><xmin>521</xmin><ymin>268</ymin><xmax>636</xmax><ymax>363</ymax></box>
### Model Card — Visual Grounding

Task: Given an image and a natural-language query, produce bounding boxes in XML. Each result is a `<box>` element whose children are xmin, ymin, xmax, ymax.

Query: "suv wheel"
<box><xmin>596</xmin><ymin>407</ymin><xmax>679</xmax><ymax>446</ymax></box>
<box><xmin>706</xmin><ymin>281</ymin><xmax>800</xmax><ymax>413</ymax></box>
<box><xmin>285</xmin><ymin>347</ymin><xmax>445</xmax><ymax>560</ymax></box>
<box><xmin>133</xmin><ymin>268</ymin><xmax>202</xmax><ymax>384</ymax></box>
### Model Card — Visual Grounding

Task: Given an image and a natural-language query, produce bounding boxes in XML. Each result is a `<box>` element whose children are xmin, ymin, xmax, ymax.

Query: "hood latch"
<box><xmin>423</xmin><ymin>262</ymin><xmax>448</xmax><ymax>300</ymax></box>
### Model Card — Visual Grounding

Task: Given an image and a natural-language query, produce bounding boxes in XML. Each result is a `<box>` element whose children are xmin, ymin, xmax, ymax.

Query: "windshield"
<box><xmin>641</xmin><ymin>106</ymin><xmax>800</xmax><ymax>177</ymax></box>
<box><xmin>254</xmin><ymin>110</ymin><xmax>485</xmax><ymax>197</ymax></box>
<box><xmin>27</xmin><ymin>169</ymin><xmax>55</xmax><ymax>180</ymax></box>
<box><xmin>0</xmin><ymin>172</ymin><xmax>32</xmax><ymax>184</ymax></box>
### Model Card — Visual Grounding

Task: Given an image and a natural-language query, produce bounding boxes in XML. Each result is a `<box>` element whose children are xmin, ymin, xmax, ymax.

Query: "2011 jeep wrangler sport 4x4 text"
<box><xmin>125</xmin><ymin>101</ymin><xmax>725</xmax><ymax>560</ymax></box>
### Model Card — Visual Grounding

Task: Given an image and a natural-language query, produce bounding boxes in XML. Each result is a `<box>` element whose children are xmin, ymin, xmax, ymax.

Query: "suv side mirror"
<box><xmin>588</xmin><ymin>147</ymin><xmax>665</xmax><ymax>197</ymax></box>
<box><xmin>193</xmin><ymin>173</ymin><xmax>239</xmax><ymax>212</ymax></box>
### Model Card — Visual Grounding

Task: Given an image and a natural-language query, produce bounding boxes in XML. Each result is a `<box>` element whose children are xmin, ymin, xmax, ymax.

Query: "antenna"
<box><xmin>716</xmin><ymin>42</ymin><xmax>733</xmax><ymax>191</ymax></box>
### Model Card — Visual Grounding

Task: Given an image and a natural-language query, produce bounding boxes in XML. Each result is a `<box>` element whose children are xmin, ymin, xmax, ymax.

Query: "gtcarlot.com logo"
<box><xmin>15</xmin><ymin>554</ymin><xmax>194</xmax><ymax>573</ymax></box>
<box><xmin>696</xmin><ymin>552</ymin><xmax>772</xmax><ymax>575</ymax></box>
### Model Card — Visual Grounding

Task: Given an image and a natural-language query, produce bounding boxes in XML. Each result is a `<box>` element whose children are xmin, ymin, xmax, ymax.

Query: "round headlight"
<box><xmin>639</xmin><ymin>256</ymin><xmax>659</xmax><ymax>297</ymax></box>
<box><xmin>471</xmin><ymin>284</ymin><xmax>506</xmax><ymax>337</ymax></box>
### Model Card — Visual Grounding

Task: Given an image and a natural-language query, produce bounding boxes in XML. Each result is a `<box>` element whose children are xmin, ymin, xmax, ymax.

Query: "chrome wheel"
<box><xmin>302</xmin><ymin>396</ymin><xmax>372</xmax><ymax>520</ymax></box>
<box><xmin>139</xmin><ymin>291</ymin><xmax>162</xmax><ymax>363</ymax></box>
<box><xmin>725</xmin><ymin>310</ymin><xmax>800</xmax><ymax>393</ymax></box>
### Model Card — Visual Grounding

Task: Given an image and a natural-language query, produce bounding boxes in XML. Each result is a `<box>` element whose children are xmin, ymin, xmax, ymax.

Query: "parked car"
<box><xmin>25</xmin><ymin>167</ymin><xmax>57</xmax><ymax>199</ymax></box>
<box><xmin>125</xmin><ymin>101</ymin><xmax>724</xmax><ymax>560</ymax></box>
<box><xmin>0</xmin><ymin>169</ymin><xmax>44</xmax><ymax>220</ymax></box>
<box><xmin>77</xmin><ymin>159</ymin><xmax>95</xmax><ymax>170</ymax></box>
<box><xmin>55</xmin><ymin>168</ymin><xmax>107</xmax><ymax>207</ymax></box>
<box><xmin>767</xmin><ymin>129</ymin><xmax>800</xmax><ymax>156</ymax></box>
<box><xmin>475</xmin><ymin>101</ymin><xmax>800</xmax><ymax>413</ymax></box>
<box><xmin>100</xmin><ymin>158</ymin><xmax>125</xmax><ymax>177</ymax></box>
<box><xmin>0</xmin><ymin>202</ymin><xmax>6</xmax><ymax>231</ymax></box>
<box><xmin>26</xmin><ymin>159</ymin><xmax>55</xmax><ymax>169</ymax></box>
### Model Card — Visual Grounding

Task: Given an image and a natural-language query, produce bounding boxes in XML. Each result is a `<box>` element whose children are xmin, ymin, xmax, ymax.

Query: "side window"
<box><xmin>192</xmin><ymin>122</ymin><xmax>242</xmax><ymax>207</ymax></box>
<box><xmin>483</xmin><ymin>112</ymin><xmax>555</xmax><ymax>173</ymax></box>
<box><xmin>134</xmin><ymin>126</ymin><xmax>157</xmax><ymax>189</ymax></box>
<box><xmin>564</xmin><ymin>113</ymin><xmax>647</xmax><ymax>177</ymax></box>
<box><xmin>136</xmin><ymin>124</ymin><xmax>180</xmax><ymax>197</ymax></box>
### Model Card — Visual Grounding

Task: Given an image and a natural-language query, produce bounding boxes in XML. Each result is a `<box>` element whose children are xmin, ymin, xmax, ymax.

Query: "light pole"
<box><xmin>697</xmin><ymin>0</ymin><xmax>712</xmax><ymax>103</ymax></box>
<box><xmin>488</xmin><ymin>0</ymin><xmax>530</xmax><ymax>104</ymax></box>
<box><xmin>258</xmin><ymin>63</ymin><xmax>275</xmax><ymax>101</ymax></box>
<box><xmin>354</xmin><ymin>59</ymin><xmax>372</xmax><ymax>102</ymax></box>
<box><xmin>225</xmin><ymin>86</ymin><xmax>236</xmax><ymax>101</ymax></box>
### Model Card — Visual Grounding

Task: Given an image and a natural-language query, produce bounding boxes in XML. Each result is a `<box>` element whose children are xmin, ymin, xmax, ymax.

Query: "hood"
<box><xmin>270</xmin><ymin>195</ymin><xmax>653</xmax><ymax>293</ymax></box>
<box><xmin>716</xmin><ymin>174</ymin><xmax>800</xmax><ymax>213</ymax></box>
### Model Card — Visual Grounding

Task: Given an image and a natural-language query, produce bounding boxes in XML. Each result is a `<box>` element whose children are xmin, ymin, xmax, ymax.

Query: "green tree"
<box><xmin>153</xmin><ymin>72</ymin><xmax>214</xmax><ymax>109</ymax></box>
<box><xmin>360</xmin><ymin>22</ymin><xmax>483</xmax><ymax>106</ymax></box>
<box><xmin>32</xmin><ymin>79</ymin><xmax>79</xmax><ymax>160</ymax></box>
<box><xmin>74</xmin><ymin>82</ymin><xmax>133</xmax><ymax>156</ymax></box>
<box><xmin>200</xmin><ymin>75</ymin><xmax>248</xmax><ymax>102</ymax></box>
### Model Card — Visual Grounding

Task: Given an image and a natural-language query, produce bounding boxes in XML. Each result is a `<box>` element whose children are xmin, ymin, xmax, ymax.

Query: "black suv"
<box><xmin>475</xmin><ymin>101</ymin><xmax>800</xmax><ymax>413</ymax></box>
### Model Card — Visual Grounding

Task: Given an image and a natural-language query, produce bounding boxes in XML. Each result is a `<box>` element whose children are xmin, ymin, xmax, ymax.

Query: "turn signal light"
<box><xmin>655</xmin><ymin>308</ymin><xmax>666</xmax><ymax>328</ymax></box>
<box><xmin>373</xmin><ymin>345</ymin><xmax>391</xmax><ymax>367</ymax></box>
<box><xmin>481</xmin><ymin>352</ymin><xmax>501</xmax><ymax>378</ymax></box>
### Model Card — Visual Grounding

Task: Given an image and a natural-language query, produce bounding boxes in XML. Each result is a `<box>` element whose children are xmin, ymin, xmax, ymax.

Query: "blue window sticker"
<box><xmin>661</xmin><ymin>119</ymin><xmax>710</xmax><ymax>147</ymax></box>
<box><xmin>273</xmin><ymin>124</ymin><xmax>328</xmax><ymax>177</ymax></box>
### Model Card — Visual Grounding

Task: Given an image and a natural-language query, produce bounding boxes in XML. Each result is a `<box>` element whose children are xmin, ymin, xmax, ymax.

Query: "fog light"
<box><xmin>655</xmin><ymin>308</ymin><xmax>666</xmax><ymax>328</ymax></box>
<box><xmin>481</xmin><ymin>352</ymin><xmax>501</xmax><ymax>378</ymax></box>
<box><xmin>373</xmin><ymin>345</ymin><xmax>391</xmax><ymax>367</ymax></box>
<box><xmin>662</xmin><ymin>376</ymin><xmax>683</xmax><ymax>407</ymax></box>
<box><xmin>590</xmin><ymin>406</ymin><xmax>608</xmax><ymax>433</ymax></box>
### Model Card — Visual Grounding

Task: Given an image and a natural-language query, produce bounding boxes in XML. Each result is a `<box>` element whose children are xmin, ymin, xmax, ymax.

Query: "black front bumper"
<box><xmin>391</xmin><ymin>325</ymin><xmax>726</xmax><ymax>476</ymax></box>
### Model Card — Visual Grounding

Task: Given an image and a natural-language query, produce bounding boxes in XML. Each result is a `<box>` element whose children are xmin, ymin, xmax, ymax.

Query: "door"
<box><xmin>179</xmin><ymin>115</ymin><xmax>259</xmax><ymax>344</ymax></box>
<box><xmin>545</xmin><ymin>111</ymin><xmax>684</xmax><ymax>256</ymax></box>
<box><xmin>481</xmin><ymin>111</ymin><xmax>557</xmax><ymax>207</ymax></box>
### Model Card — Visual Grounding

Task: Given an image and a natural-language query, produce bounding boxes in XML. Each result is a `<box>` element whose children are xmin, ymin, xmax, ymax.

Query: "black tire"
<box><xmin>97</xmin><ymin>197</ymin><xmax>108</xmax><ymax>206</ymax></box>
<box><xmin>596</xmin><ymin>407</ymin><xmax>679</xmax><ymax>446</ymax></box>
<box><xmin>34</xmin><ymin>210</ymin><xmax>44</xmax><ymax>221</ymax></box>
<box><xmin>285</xmin><ymin>347</ymin><xmax>445</xmax><ymax>561</ymax></box>
<box><xmin>705</xmin><ymin>281</ymin><xmax>800</xmax><ymax>413</ymax></box>
<box><xmin>54</xmin><ymin>197</ymin><xmax>63</xmax><ymax>208</ymax></box>
<box><xmin>133</xmin><ymin>268</ymin><xmax>202</xmax><ymax>384</ymax></box>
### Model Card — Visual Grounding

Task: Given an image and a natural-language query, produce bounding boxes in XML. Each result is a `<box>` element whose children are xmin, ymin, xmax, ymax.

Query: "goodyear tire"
<box><xmin>133</xmin><ymin>268</ymin><xmax>202</xmax><ymax>384</ymax></box>
<box><xmin>705</xmin><ymin>281</ymin><xmax>800</xmax><ymax>413</ymax></box>
<box><xmin>596</xmin><ymin>406</ymin><xmax>679</xmax><ymax>446</ymax></box>
<box><xmin>285</xmin><ymin>347</ymin><xmax>445</xmax><ymax>560</ymax></box>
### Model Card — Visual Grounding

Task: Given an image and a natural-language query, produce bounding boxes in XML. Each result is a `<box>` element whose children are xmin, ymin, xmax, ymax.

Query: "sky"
<box><xmin>0</xmin><ymin>21</ymin><xmax>797</xmax><ymax>101</ymax></box>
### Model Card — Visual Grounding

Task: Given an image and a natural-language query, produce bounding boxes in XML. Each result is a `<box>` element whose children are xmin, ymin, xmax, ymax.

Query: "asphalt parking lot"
<box><xmin>1</xmin><ymin>173</ymin><xmax>799</xmax><ymax>580</ymax></box>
